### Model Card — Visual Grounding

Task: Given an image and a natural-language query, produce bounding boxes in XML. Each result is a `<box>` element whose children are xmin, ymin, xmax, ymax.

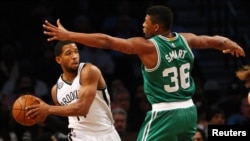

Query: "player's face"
<box><xmin>60</xmin><ymin>43</ymin><xmax>80</xmax><ymax>72</ymax></box>
<box><xmin>142</xmin><ymin>15</ymin><xmax>157</xmax><ymax>38</ymax></box>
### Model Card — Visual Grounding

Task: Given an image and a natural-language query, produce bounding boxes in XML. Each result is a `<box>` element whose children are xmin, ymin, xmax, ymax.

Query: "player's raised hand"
<box><xmin>222</xmin><ymin>42</ymin><xmax>245</xmax><ymax>57</ymax></box>
<box><xmin>43</xmin><ymin>19</ymin><xmax>70</xmax><ymax>41</ymax></box>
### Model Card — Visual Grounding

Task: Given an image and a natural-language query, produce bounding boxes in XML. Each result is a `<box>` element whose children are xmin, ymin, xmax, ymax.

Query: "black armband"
<box><xmin>44</xmin><ymin>115</ymin><xmax>70</xmax><ymax>135</ymax></box>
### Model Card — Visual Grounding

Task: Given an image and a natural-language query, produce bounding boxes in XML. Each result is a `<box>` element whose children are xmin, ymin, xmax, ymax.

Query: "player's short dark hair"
<box><xmin>146</xmin><ymin>5</ymin><xmax>173</xmax><ymax>30</ymax></box>
<box><xmin>54</xmin><ymin>40</ymin><xmax>74</xmax><ymax>56</ymax></box>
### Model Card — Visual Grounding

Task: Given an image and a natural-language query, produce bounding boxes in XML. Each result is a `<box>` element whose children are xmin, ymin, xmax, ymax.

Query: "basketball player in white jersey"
<box><xmin>26</xmin><ymin>41</ymin><xmax>121</xmax><ymax>141</ymax></box>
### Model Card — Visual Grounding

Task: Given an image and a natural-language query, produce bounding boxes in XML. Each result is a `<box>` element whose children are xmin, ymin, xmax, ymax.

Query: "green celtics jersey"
<box><xmin>141</xmin><ymin>33</ymin><xmax>195</xmax><ymax>104</ymax></box>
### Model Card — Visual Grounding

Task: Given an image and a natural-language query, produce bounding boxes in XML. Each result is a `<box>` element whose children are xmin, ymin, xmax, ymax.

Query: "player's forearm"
<box><xmin>68</xmin><ymin>32</ymin><xmax>112</xmax><ymax>50</ymax></box>
<box><xmin>211</xmin><ymin>35</ymin><xmax>239</xmax><ymax>50</ymax></box>
<box><xmin>48</xmin><ymin>104</ymin><xmax>88</xmax><ymax>117</ymax></box>
<box><xmin>193</xmin><ymin>35</ymin><xmax>237</xmax><ymax>50</ymax></box>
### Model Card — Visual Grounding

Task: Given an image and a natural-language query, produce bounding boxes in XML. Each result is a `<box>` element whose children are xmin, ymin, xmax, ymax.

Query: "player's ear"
<box><xmin>154</xmin><ymin>24</ymin><xmax>160</xmax><ymax>32</ymax></box>
<box><xmin>55</xmin><ymin>56</ymin><xmax>61</xmax><ymax>64</ymax></box>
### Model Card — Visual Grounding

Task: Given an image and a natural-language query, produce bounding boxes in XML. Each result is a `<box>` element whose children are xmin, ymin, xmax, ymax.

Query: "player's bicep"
<box><xmin>182</xmin><ymin>33</ymin><xmax>217</xmax><ymax>49</ymax></box>
<box><xmin>181</xmin><ymin>33</ymin><xmax>200</xmax><ymax>49</ymax></box>
<box><xmin>109</xmin><ymin>36</ymin><xmax>149</xmax><ymax>55</ymax></box>
<box><xmin>78</xmin><ymin>64</ymin><xmax>99</xmax><ymax>111</ymax></box>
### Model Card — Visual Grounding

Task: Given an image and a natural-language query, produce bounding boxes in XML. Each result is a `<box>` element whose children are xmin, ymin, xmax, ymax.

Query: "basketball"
<box><xmin>12</xmin><ymin>94</ymin><xmax>39</xmax><ymax>126</ymax></box>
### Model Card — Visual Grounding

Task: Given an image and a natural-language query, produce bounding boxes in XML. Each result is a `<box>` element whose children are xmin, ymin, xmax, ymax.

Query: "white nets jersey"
<box><xmin>55</xmin><ymin>63</ymin><xmax>114</xmax><ymax>132</ymax></box>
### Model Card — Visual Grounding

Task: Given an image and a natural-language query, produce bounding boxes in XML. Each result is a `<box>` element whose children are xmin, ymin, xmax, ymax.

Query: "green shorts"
<box><xmin>137</xmin><ymin>105</ymin><xmax>197</xmax><ymax>141</ymax></box>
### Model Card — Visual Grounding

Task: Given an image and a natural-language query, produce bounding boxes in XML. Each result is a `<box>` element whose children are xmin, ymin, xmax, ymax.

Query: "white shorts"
<box><xmin>68</xmin><ymin>126</ymin><xmax>121</xmax><ymax>141</ymax></box>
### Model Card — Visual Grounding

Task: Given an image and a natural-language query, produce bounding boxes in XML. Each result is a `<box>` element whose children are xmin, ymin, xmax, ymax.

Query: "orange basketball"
<box><xmin>12</xmin><ymin>94</ymin><xmax>39</xmax><ymax>126</ymax></box>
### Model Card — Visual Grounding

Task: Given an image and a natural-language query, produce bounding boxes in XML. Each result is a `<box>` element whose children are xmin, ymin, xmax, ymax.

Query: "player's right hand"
<box><xmin>43</xmin><ymin>19</ymin><xmax>70</xmax><ymax>42</ymax></box>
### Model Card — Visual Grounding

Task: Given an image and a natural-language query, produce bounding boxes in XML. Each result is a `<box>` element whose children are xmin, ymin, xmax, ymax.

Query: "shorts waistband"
<box><xmin>69</xmin><ymin>125</ymin><xmax>116</xmax><ymax>136</ymax></box>
<box><xmin>152</xmin><ymin>99</ymin><xmax>194</xmax><ymax>111</ymax></box>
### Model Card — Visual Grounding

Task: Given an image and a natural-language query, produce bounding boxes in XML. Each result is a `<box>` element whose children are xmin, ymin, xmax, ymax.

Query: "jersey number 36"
<box><xmin>163</xmin><ymin>63</ymin><xmax>190</xmax><ymax>93</ymax></box>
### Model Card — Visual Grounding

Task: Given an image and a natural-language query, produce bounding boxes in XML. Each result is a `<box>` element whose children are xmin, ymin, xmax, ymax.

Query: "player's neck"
<box><xmin>160</xmin><ymin>31</ymin><xmax>173</xmax><ymax>38</ymax></box>
<box><xmin>62</xmin><ymin>72</ymin><xmax>76</xmax><ymax>83</ymax></box>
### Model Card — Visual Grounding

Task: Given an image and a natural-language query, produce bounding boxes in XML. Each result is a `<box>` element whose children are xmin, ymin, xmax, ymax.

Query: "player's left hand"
<box><xmin>222</xmin><ymin>44</ymin><xmax>245</xmax><ymax>57</ymax></box>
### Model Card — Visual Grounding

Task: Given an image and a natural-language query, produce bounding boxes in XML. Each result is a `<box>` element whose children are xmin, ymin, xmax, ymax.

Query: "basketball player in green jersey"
<box><xmin>42</xmin><ymin>5</ymin><xmax>245</xmax><ymax>141</ymax></box>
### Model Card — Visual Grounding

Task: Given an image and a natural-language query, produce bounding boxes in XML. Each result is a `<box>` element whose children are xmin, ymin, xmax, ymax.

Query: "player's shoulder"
<box><xmin>81</xmin><ymin>62</ymin><xmax>101</xmax><ymax>76</ymax></box>
<box><xmin>179</xmin><ymin>32</ymin><xmax>197</xmax><ymax>40</ymax></box>
<box><xmin>82</xmin><ymin>62</ymin><xmax>100</xmax><ymax>71</ymax></box>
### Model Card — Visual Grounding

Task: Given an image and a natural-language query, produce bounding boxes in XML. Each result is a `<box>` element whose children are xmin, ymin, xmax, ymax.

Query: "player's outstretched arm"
<box><xmin>43</xmin><ymin>19</ymin><xmax>150</xmax><ymax>55</ymax></box>
<box><xmin>181</xmin><ymin>33</ymin><xmax>245</xmax><ymax>57</ymax></box>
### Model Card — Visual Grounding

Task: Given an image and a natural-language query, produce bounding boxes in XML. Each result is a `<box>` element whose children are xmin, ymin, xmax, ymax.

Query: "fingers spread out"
<box><xmin>222</xmin><ymin>49</ymin><xmax>245</xmax><ymax>58</ymax></box>
<box><xmin>222</xmin><ymin>49</ymin><xmax>230</xmax><ymax>54</ymax></box>
<box><xmin>48</xmin><ymin>37</ymin><xmax>56</xmax><ymax>41</ymax></box>
<box><xmin>27</xmin><ymin>110</ymin><xmax>39</xmax><ymax>120</ymax></box>
<box><xmin>43</xmin><ymin>31</ymin><xmax>54</xmax><ymax>36</ymax></box>
<box><xmin>57</xmin><ymin>19</ymin><xmax>62</xmax><ymax>27</ymax></box>
<box><xmin>42</xmin><ymin>19</ymin><xmax>68</xmax><ymax>42</ymax></box>
<box><xmin>45</xmin><ymin>20</ymin><xmax>57</xmax><ymax>28</ymax></box>
<box><xmin>25</xmin><ymin>105</ymin><xmax>34</xmax><ymax>111</ymax></box>
<box><xmin>43</xmin><ymin>22</ymin><xmax>56</xmax><ymax>41</ymax></box>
